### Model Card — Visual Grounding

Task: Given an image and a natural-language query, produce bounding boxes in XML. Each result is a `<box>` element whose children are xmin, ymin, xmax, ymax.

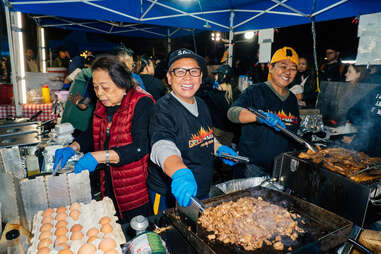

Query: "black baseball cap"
<box><xmin>168</xmin><ymin>48</ymin><xmax>206</xmax><ymax>69</ymax></box>
<box><xmin>212</xmin><ymin>64</ymin><xmax>232</xmax><ymax>75</ymax></box>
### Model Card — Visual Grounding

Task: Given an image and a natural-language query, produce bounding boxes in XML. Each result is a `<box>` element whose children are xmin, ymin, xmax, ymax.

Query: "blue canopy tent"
<box><xmin>30</xmin><ymin>15</ymin><xmax>198</xmax><ymax>39</ymax></box>
<box><xmin>3</xmin><ymin>0</ymin><xmax>381</xmax><ymax>106</ymax></box>
<box><xmin>6</xmin><ymin>0</ymin><xmax>381</xmax><ymax>32</ymax></box>
<box><xmin>6</xmin><ymin>0</ymin><xmax>381</xmax><ymax>66</ymax></box>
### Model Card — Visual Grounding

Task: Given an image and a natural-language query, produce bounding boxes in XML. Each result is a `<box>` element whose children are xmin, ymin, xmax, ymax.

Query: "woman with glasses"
<box><xmin>147</xmin><ymin>49</ymin><xmax>238</xmax><ymax>214</ymax></box>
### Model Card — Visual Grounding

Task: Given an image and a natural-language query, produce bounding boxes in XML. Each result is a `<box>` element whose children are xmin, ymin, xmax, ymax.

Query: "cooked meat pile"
<box><xmin>298</xmin><ymin>147</ymin><xmax>381</xmax><ymax>182</ymax></box>
<box><xmin>198</xmin><ymin>197</ymin><xmax>304</xmax><ymax>251</ymax></box>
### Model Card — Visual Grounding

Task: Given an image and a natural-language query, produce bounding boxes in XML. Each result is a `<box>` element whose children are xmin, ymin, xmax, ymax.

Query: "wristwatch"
<box><xmin>105</xmin><ymin>150</ymin><xmax>110</xmax><ymax>166</ymax></box>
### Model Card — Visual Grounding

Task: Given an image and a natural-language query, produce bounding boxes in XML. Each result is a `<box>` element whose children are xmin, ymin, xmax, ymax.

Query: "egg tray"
<box><xmin>27</xmin><ymin>197</ymin><xmax>126</xmax><ymax>254</ymax></box>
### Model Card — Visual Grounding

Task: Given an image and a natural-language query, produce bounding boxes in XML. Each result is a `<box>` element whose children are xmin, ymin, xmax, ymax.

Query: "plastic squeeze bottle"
<box><xmin>41</xmin><ymin>84</ymin><xmax>51</xmax><ymax>103</ymax></box>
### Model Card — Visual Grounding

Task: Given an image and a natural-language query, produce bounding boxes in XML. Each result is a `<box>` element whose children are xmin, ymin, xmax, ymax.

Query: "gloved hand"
<box><xmin>171</xmin><ymin>168</ymin><xmax>197</xmax><ymax>207</ymax></box>
<box><xmin>74</xmin><ymin>152</ymin><xmax>98</xmax><ymax>174</ymax></box>
<box><xmin>54</xmin><ymin>147</ymin><xmax>75</xmax><ymax>169</ymax></box>
<box><xmin>257</xmin><ymin>111</ymin><xmax>286</xmax><ymax>131</ymax></box>
<box><xmin>216</xmin><ymin>145</ymin><xmax>238</xmax><ymax>166</ymax></box>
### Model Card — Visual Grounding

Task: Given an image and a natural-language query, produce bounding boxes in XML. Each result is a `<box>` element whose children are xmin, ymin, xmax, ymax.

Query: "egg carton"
<box><xmin>20</xmin><ymin>171</ymin><xmax>92</xmax><ymax>231</ymax></box>
<box><xmin>0</xmin><ymin>173</ymin><xmax>28</xmax><ymax>227</ymax></box>
<box><xmin>27</xmin><ymin>197</ymin><xmax>125</xmax><ymax>254</ymax></box>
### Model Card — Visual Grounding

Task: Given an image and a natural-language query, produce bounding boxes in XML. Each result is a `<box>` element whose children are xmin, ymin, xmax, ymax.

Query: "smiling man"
<box><xmin>227</xmin><ymin>47</ymin><xmax>300</xmax><ymax>178</ymax></box>
<box><xmin>147</xmin><ymin>48</ymin><xmax>237</xmax><ymax>214</ymax></box>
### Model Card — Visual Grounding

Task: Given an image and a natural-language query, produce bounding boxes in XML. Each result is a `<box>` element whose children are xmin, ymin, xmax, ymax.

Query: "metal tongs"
<box><xmin>348</xmin><ymin>162</ymin><xmax>381</xmax><ymax>177</ymax></box>
<box><xmin>213</xmin><ymin>152</ymin><xmax>250</xmax><ymax>163</ymax></box>
<box><xmin>52</xmin><ymin>158</ymin><xmax>62</xmax><ymax>176</ymax></box>
<box><xmin>248</xmin><ymin>107</ymin><xmax>319</xmax><ymax>153</ymax></box>
<box><xmin>190</xmin><ymin>196</ymin><xmax>206</xmax><ymax>212</ymax></box>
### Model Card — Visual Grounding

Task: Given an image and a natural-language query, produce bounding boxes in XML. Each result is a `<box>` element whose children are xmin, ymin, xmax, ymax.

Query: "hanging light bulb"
<box><xmin>244</xmin><ymin>31</ymin><xmax>254</xmax><ymax>40</ymax></box>
<box><xmin>215</xmin><ymin>32</ymin><xmax>221</xmax><ymax>41</ymax></box>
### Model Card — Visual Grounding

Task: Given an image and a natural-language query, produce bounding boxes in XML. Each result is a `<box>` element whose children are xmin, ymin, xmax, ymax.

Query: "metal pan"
<box><xmin>167</xmin><ymin>186</ymin><xmax>353</xmax><ymax>253</ymax></box>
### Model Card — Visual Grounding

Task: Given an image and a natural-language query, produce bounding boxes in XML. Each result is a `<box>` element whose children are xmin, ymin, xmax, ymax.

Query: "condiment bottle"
<box><xmin>130</xmin><ymin>215</ymin><xmax>149</xmax><ymax>235</ymax></box>
<box><xmin>41</xmin><ymin>84</ymin><xmax>51</xmax><ymax>104</ymax></box>
<box><xmin>26</xmin><ymin>154</ymin><xmax>40</xmax><ymax>176</ymax></box>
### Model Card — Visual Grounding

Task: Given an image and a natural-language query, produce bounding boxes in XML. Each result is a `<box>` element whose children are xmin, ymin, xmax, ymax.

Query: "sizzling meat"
<box><xmin>198</xmin><ymin>197</ymin><xmax>304</xmax><ymax>251</ymax></box>
<box><xmin>298</xmin><ymin>148</ymin><xmax>381</xmax><ymax>182</ymax></box>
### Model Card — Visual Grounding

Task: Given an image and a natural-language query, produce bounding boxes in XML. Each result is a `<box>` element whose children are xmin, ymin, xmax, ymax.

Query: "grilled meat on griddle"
<box><xmin>298</xmin><ymin>147</ymin><xmax>381</xmax><ymax>182</ymax></box>
<box><xmin>198</xmin><ymin>197</ymin><xmax>304</xmax><ymax>251</ymax></box>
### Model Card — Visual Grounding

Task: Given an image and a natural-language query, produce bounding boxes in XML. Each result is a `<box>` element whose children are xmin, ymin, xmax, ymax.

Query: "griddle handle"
<box><xmin>347</xmin><ymin>238</ymin><xmax>373</xmax><ymax>254</ymax></box>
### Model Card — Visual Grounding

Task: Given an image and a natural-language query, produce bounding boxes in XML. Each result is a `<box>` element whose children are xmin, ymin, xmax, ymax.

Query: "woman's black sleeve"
<box><xmin>74</xmin><ymin>117</ymin><xmax>94</xmax><ymax>153</ymax></box>
<box><xmin>112</xmin><ymin>97</ymin><xmax>154</xmax><ymax>166</ymax></box>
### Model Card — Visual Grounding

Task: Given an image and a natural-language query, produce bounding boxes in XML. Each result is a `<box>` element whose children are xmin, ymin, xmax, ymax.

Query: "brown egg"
<box><xmin>55</xmin><ymin>226</ymin><xmax>68</xmax><ymax>236</ymax></box>
<box><xmin>99</xmin><ymin>216</ymin><xmax>111</xmax><ymax>225</ymax></box>
<box><xmin>37</xmin><ymin>247</ymin><xmax>50</xmax><ymax>254</ymax></box>
<box><xmin>70</xmin><ymin>224</ymin><xmax>83</xmax><ymax>232</ymax></box>
<box><xmin>86</xmin><ymin>236</ymin><xmax>98</xmax><ymax>243</ymax></box>
<box><xmin>86</xmin><ymin>227</ymin><xmax>99</xmax><ymax>237</ymax></box>
<box><xmin>101</xmin><ymin>223</ymin><xmax>113</xmax><ymax>234</ymax></box>
<box><xmin>78</xmin><ymin>243</ymin><xmax>97</xmax><ymax>254</ymax></box>
<box><xmin>55</xmin><ymin>212</ymin><xmax>67</xmax><ymax>221</ymax></box>
<box><xmin>56</xmin><ymin>242</ymin><xmax>70</xmax><ymax>249</ymax></box>
<box><xmin>70</xmin><ymin>231</ymin><xmax>84</xmax><ymax>240</ymax></box>
<box><xmin>41</xmin><ymin>216</ymin><xmax>53</xmax><ymax>224</ymax></box>
<box><xmin>56</xmin><ymin>234</ymin><xmax>68</xmax><ymax>244</ymax></box>
<box><xmin>105</xmin><ymin>250</ymin><xmax>118</xmax><ymax>254</ymax></box>
<box><xmin>56</xmin><ymin>220</ymin><xmax>68</xmax><ymax>228</ymax></box>
<box><xmin>70</xmin><ymin>202</ymin><xmax>81</xmax><ymax>211</ymax></box>
<box><xmin>39</xmin><ymin>231</ymin><xmax>52</xmax><ymax>240</ymax></box>
<box><xmin>42</xmin><ymin>208</ymin><xmax>54</xmax><ymax>217</ymax></box>
<box><xmin>58</xmin><ymin>249</ymin><xmax>73</xmax><ymax>254</ymax></box>
<box><xmin>56</xmin><ymin>206</ymin><xmax>67</xmax><ymax>213</ymax></box>
<box><xmin>99</xmin><ymin>238</ymin><xmax>117</xmax><ymax>252</ymax></box>
<box><xmin>38</xmin><ymin>238</ymin><xmax>52</xmax><ymax>249</ymax></box>
<box><xmin>40</xmin><ymin>223</ymin><xmax>53</xmax><ymax>232</ymax></box>
<box><xmin>69</xmin><ymin>209</ymin><xmax>80</xmax><ymax>221</ymax></box>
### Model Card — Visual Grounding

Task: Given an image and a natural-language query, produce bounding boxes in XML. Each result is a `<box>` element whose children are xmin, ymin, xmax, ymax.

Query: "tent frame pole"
<box><xmin>167</xmin><ymin>29</ymin><xmax>171</xmax><ymax>54</ymax></box>
<box><xmin>37</xmin><ymin>26</ymin><xmax>47</xmax><ymax>73</ymax></box>
<box><xmin>228</xmin><ymin>11</ymin><xmax>234</xmax><ymax>67</ymax></box>
<box><xmin>145</xmin><ymin>0</ymin><xmax>229</xmax><ymax>30</ymax></box>
<box><xmin>5</xmin><ymin>5</ymin><xmax>20</xmax><ymax>112</ymax></box>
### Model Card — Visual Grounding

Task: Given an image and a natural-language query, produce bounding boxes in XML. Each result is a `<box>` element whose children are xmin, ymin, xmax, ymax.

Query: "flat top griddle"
<box><xmin>166</xmin><ymin>186</ymin><xmax>353</xmax><ymax>254</ymax></box>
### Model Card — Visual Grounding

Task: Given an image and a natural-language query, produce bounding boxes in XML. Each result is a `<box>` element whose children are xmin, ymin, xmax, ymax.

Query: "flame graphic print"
<box><xmin>274</xmin><ymin>110</ymin><xmax>298</xmax><ymax>125</ymax></box>
<box><xmin>188</xmin><ymin>127</ymin><xmax>214</xmax><ymax>148</ymax></box>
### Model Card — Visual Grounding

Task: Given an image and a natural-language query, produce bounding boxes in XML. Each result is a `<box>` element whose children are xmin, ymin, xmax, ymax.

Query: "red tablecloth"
<box><xmin>0</xmin><ymin>103</ymin><xmax>56</xmax><ymax>121</ymax></box>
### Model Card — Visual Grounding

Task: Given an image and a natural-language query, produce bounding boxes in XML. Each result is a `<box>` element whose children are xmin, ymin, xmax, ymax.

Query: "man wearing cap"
<box><xmin>227</xmin><ymin>47</ymin><xmax>300</xmax><ymax>177</ymax></box>
<box><xmin>147</xmin><ymin>49</ymin><xmax>238</xmax><ymax>213</ymax></box>
<box><xmin>319</xmin><ymin>46</ymin><xmax>347</xmax><ymax>82</ymax></box>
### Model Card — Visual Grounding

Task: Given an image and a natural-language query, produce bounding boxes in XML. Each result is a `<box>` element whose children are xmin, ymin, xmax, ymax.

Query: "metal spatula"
<box><xmin>178</xmin><ymin>196</ymin><xmax>206</xmax><ymax>222</ymax></box>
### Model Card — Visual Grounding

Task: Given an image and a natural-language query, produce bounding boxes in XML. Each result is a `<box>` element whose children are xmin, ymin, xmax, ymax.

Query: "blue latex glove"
<box><xmin>74</xmin><ymin>152</ymin><xmax>98</xmax><ymax>174</ymax></box>
<box><xmin>216</xmin><ymin>145</ymin><xmax>238</xmax><ymax>166</ymax></box>
<box><xmin>171</xmin><ymin>168</ymin><xmax>197</xmax><ymax>207</ymax></box>
<box><xmin>257</xmin><ymin>111</ymin><xmax>286</xmax><ymax>131</ymax></box>
<box><xmin>212</xmin><ymin>80</ymin><xmax>219</xmax><ymax>89</ymax></box>
<box><xmin>54</xmin><ymin>147</ymin><xmax>75</xmax><ymax>169</ymax></box>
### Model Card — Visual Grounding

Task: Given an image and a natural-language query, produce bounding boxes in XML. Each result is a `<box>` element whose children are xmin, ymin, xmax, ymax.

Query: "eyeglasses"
<box><xmin>326</xmin><ymin>51</ymin><xmax>335</xmax><ymax>55</ymax></box>
<box><xmin>170</xmin><ymin>68</ymin><xmax>201</xmax><ymax>77</ymax></box>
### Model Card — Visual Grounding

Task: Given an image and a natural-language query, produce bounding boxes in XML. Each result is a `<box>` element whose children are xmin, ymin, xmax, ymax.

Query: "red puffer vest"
<box><xmin>92</xmin><ymin>86</ymin><xmax>153</xmax><ymax>216</ymax></box>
